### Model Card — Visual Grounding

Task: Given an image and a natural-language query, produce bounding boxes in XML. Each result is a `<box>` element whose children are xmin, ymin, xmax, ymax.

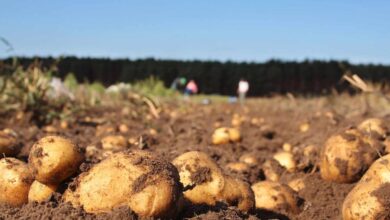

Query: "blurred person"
<box><xmin>170</xmin><ymin>77</ymin><xmax>187</xmax><ymax>92</ymax></box>
<box><xmin>237</xmin><ymin>78</ymin><xmax>249</xmax><ymax>105</ymax></box>
<box><xmin>49</xmin><ymin>77</ymin><xmax>75</xmax><ymax>100</ymax></box>
<box><xmin>184</xmin><ymin>80</ymin><xmax>198</xmax><ymax>100</ymax></box>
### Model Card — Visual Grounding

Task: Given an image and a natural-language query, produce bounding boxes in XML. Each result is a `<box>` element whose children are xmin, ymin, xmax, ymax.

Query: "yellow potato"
<box><xmin>282</xmin><ymin>143</ymin><xmax>292</xmax><ymax>152</ymax></box>
<box><xmin>273</xmin><ymin>151</ymin><xmax>296</xmax><ymax>172</ymax></box>
<box><xmin>118</xmin><ymin>124</ymin><xmax>129</xmax><ymax>133</ymax></box>
<box><xmin>100</xmin><ymin>135</ymin><xmax>128</xmax><ymax>151</ymax></box>
<box><xmin>299</xmin><ymin>123</ymin><xmax>310</xmax><ymax>133</ymax></box>
<box><xmin>64</xmin><ymin>150</ymin><xmax>182</xmax><ymax>218</ymax></box>
<box><xmin>262</xmin><ymin>160</ymin><xmax>282</xmax><ymax>182</ymax></box>
<box><xmin>358</xmin><ymin>118</ymin><xmax>387</xmax><ymax>138</ymax></box>
<box><xmin>226</xmin><ymin>162</ymin><xmax>250</xmax><ymax>173</ymax></box>
<box><xmin>172</xmin><ymin>151</ymin><xmax>254</xmax><ymax>212</ymax></box>
<box><xmin>231</xmin><ymin>114</ymin><xmax>243</xmax><ymax>127</ymax></box>
<box><xmin>28</xmin><ymin>180</ymin><xmax>57</xmax><ymax>202</ymax></box>
<box><xmin>320</xmin><ymin>129</ymin><xmax>384</xmax><ymax>183</ymax></box>
<box><xmin>239</xmin><ymin>154</ymin><xmax>258</xmax><ymax>166</ymax></box>
<box><xmin>212</xmin><ymin>128</ymin><xmax>231</xmax><ymax>145</ymax></box>
<box><xmin>228</xmin><ymin>128</ymin><xmax>241</xmax><ymax>142</ymax></box>
<box><xmin>219</xmin><ymin>176</ymin><xmax>255</xmax><ymax>212</ymax></box>
<box><xmin>252</xmin><ymin>181</ymin><xmax>301</xmax><ymax>214</ymax></box>
<box><xmin>0</xmin><ymin>158</ymin><xmax>33</xmax><ymax>206</ymax></box>
<box><xmin>342</xmin><ymin>154</ymin><xmax>390</xmax><ymax>219</ymax></box>
<box><xmin>212</xmin><ymin>127</ymin><xmax>241</xmax><ymax>145</ymax></box>
<box><xmin>287</xmin><ymin>177</ymin><xmax>306</xmax><ymax>192</ymax></box>
<box><xmin>0</xmin><ymin>130</ymin><xmax>19</xmax><ymax>156</ymax></box>
<box><xmin>29</xmin><ymin>136</ymin><xmax>84</xmax><ymax>184</ymax></box>
<box><xmin>172</xmin><ymin>151</ymin><xmax>225</xmax><ymax>206</ymax></box>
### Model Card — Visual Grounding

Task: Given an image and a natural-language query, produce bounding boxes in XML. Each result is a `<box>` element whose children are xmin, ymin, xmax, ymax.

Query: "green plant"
<box><xmin>132</xmin><ymin>76</ymin><xmax>174</xmax><ymax>97</ymax></box>
<box><xmin>64</xmin><ymin>73</ymin><xmax>78</xmax><ymax>90</ymax></box>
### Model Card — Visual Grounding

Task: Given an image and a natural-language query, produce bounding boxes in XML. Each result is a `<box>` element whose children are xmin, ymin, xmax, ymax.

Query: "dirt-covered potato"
<box><xmin>212</xmin><ymin>127</ymin><xmax>241</xmax><ymax>145</ymax></box>
<box><xmin>299</xmin><ymin>123</ymin><xmax>310</xmax><ymax>133</ymax></box>
<box><xmin>287</xmin><ymin>177</ymin><xmax>306</xmax><ymax>192</ymax></box>
<box><xmin>0</xmin><ymin>130</ymin><xmax>19</xmax><ymax>156</ymax></box>
<box><xmin>172</xmin><ymin>151</ymin><xmax>255</xmax><ymax>212</ymax></box>
<box><xmin>273</xmin><ymin>151</ymin><xmax>296</xmax><ymax>172</ymax></box>
<box><xmin>262</xmin><ymin>159</ymin><xmax>283</xmax><ymax>182</ymax></box>
<box><xmin>358</xmin><ymin>118</ymin><xmax>387</xmax><ymax>138</ymax></box>
<box><xmin>228</xmin><ymin>128</ymin><xmax>241</xmax><ymax>142</ymax></box>
<box><xmin>118</xmin><ymin>124</ymin><xmax>129</xmax><ymax>133</ymax></box>
<box><xmin>0</xmin><ymin>158</ymin><xmax>34</xmax><ymax>206</ymax></box>
<box><xmin>320</xmin><ymin>129</ymin><xmax>384</xmax><ymax>183</ymax></box>
<box><xmin>239</xmin><ymin>154</ymin><xmax>258</xmax><ymax>166</ymax></box>
<box><xmin>28</xmin><ymin>180</ymin><xmax>57</xmax><ymax>202</ymax></box>
<box><xmin>251</xmin><ymin>181</ymin><xmax>301</xmax><ymax>214</ymax></box>
<box><xmin>64</xmin><ymin>150</ymin><xmax>182</xmax><ymax>218</ymax></box>
<box><xmin>226</xmin><ymin>162</ymin><xmax>250</xmax><ymax>173</ymax></box>
<box><xmin>282</xmin><ymin>143</ymin><xmax>292</xmax><ymax>152</ymax></box>
<box><xmin>212</xmin><ymin>128</ymin><xmax>230</xmax><ymax>145</ymax></box>
<box><xmin>29</xmin><ymin>136</ymin><xmax>84</xmax><ymax>184</ymax></box>
<box><xmin>231</xmin><ymin>113</ymin><xmax>243</xmax><ymax>127</ymax></box>
<box><xmin>172</xmin><ymin>151</ymin><xmax>225</xmax><ymax>205</ymax></box>
<box><xmin>100</xmin><ymin>135</ymin><xmax>128</xmax><ymax>151</ymax></box>
<box><xmin>342</xmin><ymin>154</ymin><xmax>390</xmax><ymax>220</ymax></box>
<box><xmin>219</xmin><ymin>176</ymin><xmax>255</xmax><ymax>212</ymax></box>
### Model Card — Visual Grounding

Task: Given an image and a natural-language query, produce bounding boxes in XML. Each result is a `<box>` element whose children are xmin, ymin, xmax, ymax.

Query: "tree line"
<box><xmin>2</xmin><ymin>56</ymin><xmax>390</xmax><ymax>96</ymax></box>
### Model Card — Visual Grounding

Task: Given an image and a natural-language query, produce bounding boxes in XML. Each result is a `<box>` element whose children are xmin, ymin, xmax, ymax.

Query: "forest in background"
<box><xmin>1</xmin><ymin>57</ymin><xmax>390</xmax><ymax>96</ymax></box>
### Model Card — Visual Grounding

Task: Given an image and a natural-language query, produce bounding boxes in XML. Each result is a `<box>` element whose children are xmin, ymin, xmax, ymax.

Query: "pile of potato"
<box><xmin>3</xmin><ymin>116</ymin><xmax>390</xmax><ymax>219</ymax></box>
<box><xmin>318</xmin><ymin>117</ymin><xmax>390</xmax><ymax>219</ymax></box>
<box><xmin>0</xmin><ymin>136</ymin><xmax>84</xmax><ymax>206</ymax></box>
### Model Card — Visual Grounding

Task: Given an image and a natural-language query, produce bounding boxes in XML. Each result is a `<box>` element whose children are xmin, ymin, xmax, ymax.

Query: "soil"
<box><xmin>0</xmin><ymin>96</ymin><xmax>389</xmax><ymax>220</ymax></box>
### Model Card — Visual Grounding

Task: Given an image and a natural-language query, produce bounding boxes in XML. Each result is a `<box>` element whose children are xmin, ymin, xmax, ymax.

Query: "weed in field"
<box><xmin>0</xmin><ymin>63</ymin><xmax>69</xmax><ymax>125</ymax></box>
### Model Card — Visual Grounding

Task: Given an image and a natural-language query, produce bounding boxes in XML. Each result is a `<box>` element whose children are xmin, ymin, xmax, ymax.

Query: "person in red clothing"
<box><xmin>185</xmin><ymin>80</ymin><xmax>198</xmax><ymax>95</ymax></box>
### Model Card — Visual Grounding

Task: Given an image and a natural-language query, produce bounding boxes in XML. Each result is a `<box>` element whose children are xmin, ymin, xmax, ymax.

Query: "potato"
<box><xmin>28</xmin><ymin>180</ymin><xmax>57</xmax><ymax>202</ymax></box>
<box><xmin>320</xmin><ymin>129</ymin><xmax>384</xmax><ymax>183</ymax></box>
<box><xmin>172</xmin><ymin>151</ymin><xmax>254</xmax><ymax>212</ymax></box>
<box><xmin>60</xmin><ymin>121</ymin><xmax>69</xmax><ymax>129</ymax></box>
<box><xmin>100</xmin><ymin>135</ymin><xmax>128</xmax><ymax>151</ymax></box>
<box><xmin>172</xmin><ymin>151</ymin><xmax>225</xmax><ymax>206</ymax></box>
<box><xmin>228</xmin><ymin>128</ymin><xmax>241</xmax><ymax>142</ymax></box>
<box><xmin>273</xmin><ymin>151</ymin><xmax>296</xmax><ymax>172</ymax></box>
<box><xmin>282</xmin><ymin>143</ymin><xmax>292</xmax><ymax>152</ymax></box>
<box><xmin>303</xmin><ymin>145</ymin><xmax>316</xmax><ymax>157</ymax></box>
<box><xmin>64</xmin><ymin>150</ymin><xmax>182</xmax><ymax>218</ymax></box>
<box><xmin>250</xmin><ymin>117</ymin><xmax>264</xmax><ymax>126</ymax></box>
<box><xmin>231</xmin><ymin>114</ymin><xmax>243</xmax><ymax>127</ymax></box>
<box><xmin>342</xmin><ymin>154</ymin><xmax>390</xmax><ymax>219</ymax></box>
<box><xmin>239</xmin><ymin>154</ymin><xmax>258</xmax><ymax>166</ymax></box>
<box><xmin>299</xmin><ymin>123</ymin><xmax>310</xmax><ymax>133</ymax></box>
<box><xmin>226</xmin><ymin>162</ymin><xmax>250</xmax><ymax>173</ymax></box>
<box><xmin>358</xmin><ymin>118</ymin><xmax>387</xmax><ymax>138</ymax></box>
<box><xmin>42</xmin><ymin>125</ymin><xmax>58</xmax><ymax>133</ymax></box>
<box><xmin>262</xmin><ymin>160</ymin><xmax>282</xmax><ymax>182</ymax></box>
<box><xmin>219</xmin><ymin>176</ymin><xmax>255</xmax><ymax>212</ymax></box>
<box><xmin>0</xmin><ymin>130</ymin><xmax>19</xmax><ymax>156</ymax></box>
<box><xmin>29</xmin><ymin>136</ymin><xmax>84</xmax><ymax>184</ymax></box>
<box><xmin>287</xmin><ymin>177</ymin><xmax>306</xmax><ymax>192</ymax></box>
<box><xmin>251</xmin><ymin>181</ymin><xmax>301</xmax><ymax>214</ymax></box>
<box><xmin>212</xmin><ymin>127</ymin><xmax>241</xmax><ymax>145</ymax></box>
<box><xmin>95</xmin><ymin>125</ymin><xmax>115</xmax><ymax>137</ymax></box>
<box><xmin>0</xmin><ymin>158</ymin><xmax>33</xmax><ymax>206</ymax></box>
<box><xmin>118</xmin><ymin>124</ymin><xmax>129</xmax><ymax>133</ymax></box>
<box><xmin>212</xmin><ymin>128</ymin><xmax>231</xmax><ymax>145</ymax></box>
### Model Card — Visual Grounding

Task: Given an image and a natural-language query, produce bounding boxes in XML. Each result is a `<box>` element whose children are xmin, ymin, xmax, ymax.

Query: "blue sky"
<box><xmin>1</xmin><ymin>0</ymin><xmax>389</xmax><ymax>64</ymax></box>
